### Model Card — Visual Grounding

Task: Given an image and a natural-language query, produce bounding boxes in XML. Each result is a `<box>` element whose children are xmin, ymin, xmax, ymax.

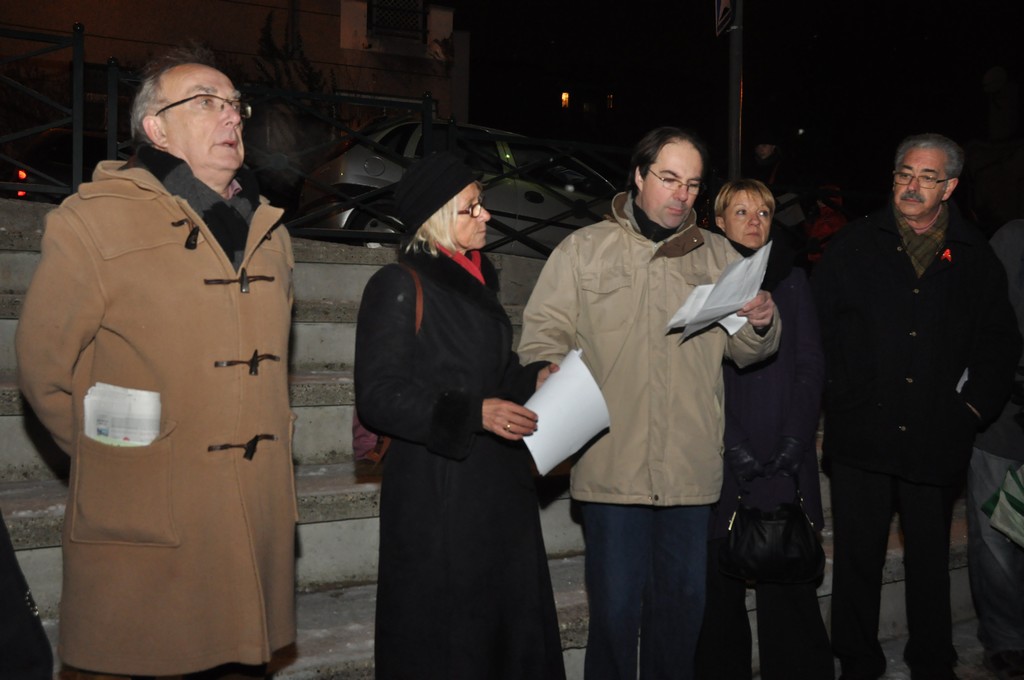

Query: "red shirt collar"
<box><xmin>437</xmin><ymin>246</ymin><xmax>485</xmax><ymax>285</ymax></box>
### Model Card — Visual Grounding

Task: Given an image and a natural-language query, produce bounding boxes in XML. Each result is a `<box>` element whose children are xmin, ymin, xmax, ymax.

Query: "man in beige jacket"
<box><xmin>519</xmin><ymin>127</ymin><xmax>780</xmax><ymax>680</ymax></box>
<box><xmin>16</xmin><ymin>45</ymin><xmax>296</xmax><ymax>678</ymax></box>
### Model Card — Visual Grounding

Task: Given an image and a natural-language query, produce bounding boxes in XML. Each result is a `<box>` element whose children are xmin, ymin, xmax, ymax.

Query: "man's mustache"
<box><xmin>900</xmin><ymin>190</ymin><xmax>925</xmax><ymax>203</ymax></box>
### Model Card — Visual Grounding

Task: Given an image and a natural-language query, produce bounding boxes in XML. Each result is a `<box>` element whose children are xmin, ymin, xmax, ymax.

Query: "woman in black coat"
<box><xmin>695</xmin><ymin>179</ymin><xmax>833</xmax><ymax>680</ymax></box>
<box><xmin>354</xmin><ymin>152</ymin><xmax>566</xmax><ymax>680</ymax></box>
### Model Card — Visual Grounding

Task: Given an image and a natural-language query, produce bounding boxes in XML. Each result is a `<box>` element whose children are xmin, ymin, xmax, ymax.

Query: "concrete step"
<box><xmin>0</xmin><ymin>290</ymin><xmax>527</xmax><ymax>374</ymax></box>
<box><xmin>0</xmin><ymin>371</ymin><xmax>359</xmax><ymax>482</ymax></box>
<box><xmin>3</xmin><ymin>463</ymin><xmax>582</xmax><ymax>618</ymax></box>
<box><xmin>278</xmin><ymin>510</ymin><xmax>974</xmax><ymax>680</ymax></box>
<box><xmin>817</xmin><ymin>617</ymin><xmax>989</xmax><ymax>680</ymax></box>
<box><xmin>41</xmin><ymin>554</ymin><xmax>588</xmax><ymax>679</ymax></box>
<box><xmin>269</xmin><ymin>524</ymin><xmax>978</xmax><ymax>680</ymax></box>
<box><xmin>7</xmin><ymin>460</ymin><xmax>964</xmax><ymax>606</ymax></box>
<box><xmin>0</xmin><ymin>203</ymin><xmax>541</xmax><ymax>377</ymax></box>
<box><xmin>0</xmin><ymin>200</ymin><xmax>545</xmax><ymax>305</ymax></box>
<box><xmin>2</xmin><ymin>461</ymin><xmax>392</xmax><ymax>551</ymax></box>
<box><xmin>266</xmin><ymin>554</ymin><xmax>590</xmax><ymax>679</ymax></box>
<box><xmin>40</xmin><ymin>516</ymin><xmax>978</xmax><ymax>680</ymax></box>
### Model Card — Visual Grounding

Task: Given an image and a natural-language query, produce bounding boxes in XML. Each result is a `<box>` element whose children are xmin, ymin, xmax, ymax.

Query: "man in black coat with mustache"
<box><xmin>812</xmin><ymin>133</ymin><xmax>1021</xmax><ymax>680</ymax></box>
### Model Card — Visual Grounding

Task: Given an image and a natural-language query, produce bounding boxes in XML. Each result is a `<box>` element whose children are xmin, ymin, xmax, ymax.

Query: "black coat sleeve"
<box><xmin>961</xmin><ymin>245</ymin><xmax>1022</xmax><ymax>424</ymax></box>
<box><xmin>355</xmin><ymin>264</ymin><xmax>484</xmax><ymax>460</ymax></box>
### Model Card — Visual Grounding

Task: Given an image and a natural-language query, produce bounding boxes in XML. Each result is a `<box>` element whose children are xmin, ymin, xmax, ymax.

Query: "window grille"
<box><xmin>368</xmin><ymin>0</ymin><xmax>426</xmax><ymax>42</ymax></box>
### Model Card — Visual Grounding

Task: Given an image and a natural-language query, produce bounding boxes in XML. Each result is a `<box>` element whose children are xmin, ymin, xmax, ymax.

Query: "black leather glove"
<box><xmin>764</xmin><ymin>436</ymin><xmax>803</xmax><ymax>478</ymax></box>
<box><xmin>724</xmin><ymin>441</ymin><xmax>764</xmax><ymax>483</ymax></box>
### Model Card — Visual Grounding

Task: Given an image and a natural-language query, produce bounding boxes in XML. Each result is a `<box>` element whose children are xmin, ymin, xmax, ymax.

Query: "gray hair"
<box><xmin>130</xmin><ymin>43</ymin><xmax>219</xmax><ymax>148</ymax></box>
<box><xmin>894</xmin><ymin>133</ymin><xmax>965</xmax><ymax>179</ymax></box>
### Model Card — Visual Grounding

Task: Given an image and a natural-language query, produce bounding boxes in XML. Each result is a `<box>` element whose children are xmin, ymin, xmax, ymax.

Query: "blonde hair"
<box><xmin>403</xmin><ymin>181</ymin><xmax>482</xmax><ymax>256</ymax></box>
<box><xmin>714</xmin><ymin>178</ymin><xmax>776</xmax><ymax>220</ymax></box>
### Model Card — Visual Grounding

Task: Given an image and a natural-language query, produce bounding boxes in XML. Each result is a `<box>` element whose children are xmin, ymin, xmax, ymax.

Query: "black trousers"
<box><xmin>696</xmin><ymin>537</ymin><xmax>834</xmax><ymax>680</ymax></box>
<box><xmin>829</xmin><ymin>461</ymin><xmax>960</xmax><ymax>680</ymax></box>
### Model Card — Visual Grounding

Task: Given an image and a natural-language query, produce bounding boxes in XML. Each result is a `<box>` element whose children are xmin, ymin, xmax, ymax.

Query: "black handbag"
<box><xmin>0</xmin><ymin>509</ymin><xmax>53</xmax><ymax>679</ymax></box>
<box><xmin>718</xmin><ymin>478</ymin><xmax>825</xmax><ymax>584</ymax></box>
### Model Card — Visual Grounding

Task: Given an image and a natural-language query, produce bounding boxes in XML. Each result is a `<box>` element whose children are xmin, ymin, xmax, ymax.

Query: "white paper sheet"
<box><xmin>523</xmin><ymin>349</ymin><xmax>610</xmax><ymax>476</ymax></box>
<box><xmin>666</xmin><ymin>242</ymin><xmax>772</xmax><ymax>339</ymax></box>
<box><xmin>83</xmin><ymin>382</ymin><xmax>161</xmax><ymax>446</ymax></box>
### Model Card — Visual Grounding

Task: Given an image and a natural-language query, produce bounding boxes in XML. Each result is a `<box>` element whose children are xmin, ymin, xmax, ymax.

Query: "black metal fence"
<box><xmin>4</xmin><ymin>24</ymin><xmax>879</xmax><ymax>260</ymax></box>
<box><xmin>0</xmin><ymin>23</ymin><xmax>89</xmax><ymax>197</ymax></box>
<box><xmin>0</xmin><ymin>23</ymin><xmax>633</xmax><ymax>257</ymax></box>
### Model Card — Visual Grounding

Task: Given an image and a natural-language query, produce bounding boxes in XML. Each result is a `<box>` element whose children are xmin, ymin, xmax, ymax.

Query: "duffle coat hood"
<box><xmin>519</xmin><ymin>193</ymin><xmax>782</xmax><ymax>506</ymax></box>
<box><xmin>15</xmin><ymin>160</ymin><xmax>297</xmax><ymax>675</ymax></box>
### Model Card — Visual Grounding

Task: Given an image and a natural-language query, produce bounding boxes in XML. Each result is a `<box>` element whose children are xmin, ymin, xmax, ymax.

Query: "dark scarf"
<box><xmin>894</xmin><ymin>202</ymin><xmax>949</xmax><ymax>278</ymax></box>
<box><xmin>632</xmin><ymin>198</ymin><xmax>680</xmax><ymax>243</ymax></box>
<box><xmin>709</xmin><ymin>223</ymin><xmax>795</xmax><ymax>292</ymax></box>
<box><xmin>135</xmin><ymin>145</ymin><xmax>259</xmax><ymax>270</ymax></box>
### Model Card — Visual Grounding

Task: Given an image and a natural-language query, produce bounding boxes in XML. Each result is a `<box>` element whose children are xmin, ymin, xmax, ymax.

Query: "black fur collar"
<box><xmin>399</xmin><ymin>248</ymin><xmax>507</xmax><ymax>320</ymax></box>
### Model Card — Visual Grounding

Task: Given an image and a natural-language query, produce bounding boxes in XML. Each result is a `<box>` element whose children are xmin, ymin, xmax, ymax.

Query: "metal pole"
<box><xmin>420</xmin><ymin>92</ymin><xmax>434</xmax><ymax>154</ymax></box>
<box><xmin>106</xmin><ymin>58</ymin><xmax>120</xmax><ymax>160</ymax></box>
<box><xmin>71</xmin><ymin>23</ymin><xmax>85</xmax><ymax>190</ymax></box>
<box><xmin>727</xmin><ymin>0</ymin><xmax>743</xmax><ymax>181</ymax></box>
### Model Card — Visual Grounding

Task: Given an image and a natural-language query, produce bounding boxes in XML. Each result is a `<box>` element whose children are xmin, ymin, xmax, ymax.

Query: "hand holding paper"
<box><xmin>666</xmin><ymin>242</ymin><xmax>772</xmax><ymax>339</ymax></box>
<box><xmin>523</xmin><ymin>349</ymin><xmax>610</xmax><ymax>476</ymax></box>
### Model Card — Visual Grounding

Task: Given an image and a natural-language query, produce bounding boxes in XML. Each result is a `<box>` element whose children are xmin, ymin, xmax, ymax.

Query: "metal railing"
<box><xmin>0</xmin><ymin>23</ymin><xmax>631</xmax><ymax>257</ymax></box>
<box><xmin>284</xmin><ymin>118</ymin><xmax>630</xmax><ymax>257</ymax></box>
<box><xmin>0</xmin><ymin>23</ymin><xmax>87</xmax><ymax>198</ymax></box>
<box><xmin>4</xmin><ymin>26</ymin><xmax>887</xmax><ymax>261</ymax></box>
<box><xmin>19</xmin><ymin>26</ymin><xmax>893</xmax><ymax>259</ymax></box>
<box><xmin>243</xmin><ymin>87</ymin><xmax>438</xmax><ymax>234</ymax></box>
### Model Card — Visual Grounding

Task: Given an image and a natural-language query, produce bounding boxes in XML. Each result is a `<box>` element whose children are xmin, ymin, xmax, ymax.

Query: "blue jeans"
<box><xmin>967</xmin><ymin>446</ymin><xmax>1024</xmax><ymax>652</ymax></box>
<box><xmin>580</xmin><ymin>502</ymin><xmax>710</xmax><ymax>680</ymax></box>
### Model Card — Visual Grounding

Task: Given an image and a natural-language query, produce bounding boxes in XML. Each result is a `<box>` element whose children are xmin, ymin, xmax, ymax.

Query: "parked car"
<box><xmin>295</xmin><ymin>120</ymin><xmax>623</xmax><ymax>257</ymax></box>
<box><xmin>5</xmin><ymin>128</ymin><xmax>112</xmax><ymax>203</ymax></box>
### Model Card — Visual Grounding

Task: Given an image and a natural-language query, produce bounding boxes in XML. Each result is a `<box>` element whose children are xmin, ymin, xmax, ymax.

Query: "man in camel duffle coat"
<box><xmin>15</xmin><ymin>46</ymin><xmax>297</xmax><ymax>677</ymax></box>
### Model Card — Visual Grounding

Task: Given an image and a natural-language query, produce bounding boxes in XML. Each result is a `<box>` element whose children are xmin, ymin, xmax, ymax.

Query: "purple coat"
<box><xmin>710</xmin><ymin>267</ymin><xmax>826</xmax><ymax>539</ymax></box>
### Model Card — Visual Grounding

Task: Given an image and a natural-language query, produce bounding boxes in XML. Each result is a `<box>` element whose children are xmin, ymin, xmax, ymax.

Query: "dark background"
<box><xmin>446</xmin><ymin>0</ymin><xmax>1024</xmax><ymax>206</ymax></box>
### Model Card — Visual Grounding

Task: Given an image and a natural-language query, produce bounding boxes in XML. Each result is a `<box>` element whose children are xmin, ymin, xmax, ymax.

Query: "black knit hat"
<box><xmin>394</xmin><ymin>151</ymin><xmax>480</xmax><ymax>230</ymax></box>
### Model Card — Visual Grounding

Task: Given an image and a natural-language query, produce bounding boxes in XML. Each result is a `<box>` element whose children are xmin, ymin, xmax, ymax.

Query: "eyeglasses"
<box><xmin>155</xmin><ymin>93</ymin><xmax>252</xmax><ymax>120</ymax></box>
<box><xmin>648</xmin><ymin>169</ymin><xmax>704</xmax><ymax>195</ymax></box>
<box><xmin>458</xmin><ymin>199</ymin><xmax>485</xmax><ymax>217</ymax></box>
<box><xmin>892</xmin><ymin>171</ymin><xmax>951</xmax><ymax>189</ymax></box>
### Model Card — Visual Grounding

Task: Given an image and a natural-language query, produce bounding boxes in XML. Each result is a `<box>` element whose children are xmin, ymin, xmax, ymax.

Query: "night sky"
<box><xmin>446</xmin><ymin>0</ymin><xmax>1024</xmax><ymax>202</ymax></box>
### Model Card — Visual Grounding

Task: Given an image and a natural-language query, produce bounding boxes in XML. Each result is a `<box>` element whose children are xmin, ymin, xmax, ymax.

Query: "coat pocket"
<box><xmin>579</xmin><ymin>268</ymin><xmax>632</xmax><ymax>332</ymax></box>
<box><xmin>69</xmin><ymin>421</ymin><xmax>180</xmax><ymax>546</ymax></box>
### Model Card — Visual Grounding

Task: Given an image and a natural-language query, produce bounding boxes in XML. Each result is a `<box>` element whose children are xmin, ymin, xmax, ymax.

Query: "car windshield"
<box><xmin>506</xmin><ymin>142</ymin><xmax>614</xmax><ymax>196</ymax></box>
<box><xmin>378</xmin><ymin>123</ymin><xmax>419</xmax><ymax>156</ymax></box>
<box><xmin>412</xmin><ymin>125</ymin><xmax>502</xmax><ymax>175</ymax></box>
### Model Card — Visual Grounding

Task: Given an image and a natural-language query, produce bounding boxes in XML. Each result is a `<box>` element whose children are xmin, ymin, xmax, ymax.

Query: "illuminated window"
<box><xmin>561</xmin><ymin>92</ymin><xmax>569</xmax><ymax>109</ymax></box>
